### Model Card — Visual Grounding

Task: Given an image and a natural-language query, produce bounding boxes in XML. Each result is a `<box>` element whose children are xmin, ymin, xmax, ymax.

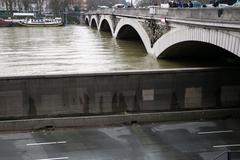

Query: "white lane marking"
<box><xmin>213</xmin><ymin>144</ymin><xmax>240</xmax><ymax>148</ymax></box>
<box><xmin>198</xmin><ymin>130</ymin><xmax>233</xmax><ymax>135</ymax></box>
<box><xmin>27</xmin><ymin>141</ymin><xmax>67</xmax><ymax>146</ymax></box>
<box><xmin>35</xmin><ymin>157</ymin><xmax>69</xmax><ymax>160</ymax></box>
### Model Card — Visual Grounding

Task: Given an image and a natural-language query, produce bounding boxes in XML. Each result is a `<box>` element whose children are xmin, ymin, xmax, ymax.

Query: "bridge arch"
<box><xmin>85</xmin><ymin>16</ymin><xmax>90</xmax><ymax>26</ymax></box>
<box><xmin>99</xmin><ymin>15</ymin><xmax>114</xmax><ymax>35</ymax></box>
<box><xmin>90</xmin><ymin>16</ymin><xmax>98</xmax><ymax>28</ymax></box>
<box><xmin>114</xmin><ymin>18</ymin><xmax>152</xmax><ymax>55</ymax></box>
<box><xmin>153</xmin><ymin>28</ymin><xmax>240</xmax><ymax>58</ymax></box>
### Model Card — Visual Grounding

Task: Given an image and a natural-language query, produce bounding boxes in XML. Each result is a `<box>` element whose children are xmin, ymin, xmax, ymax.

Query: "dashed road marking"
<box><xmin>198</xmin><ymin>130</ymin><xmax>233</xmax><ymax>135</ymax></box>
<box><xmin>213</xmin><ymin>144</ymin><xmax>240</xmax><ymax>148</ymax></box>
<box><xmin>36</xmin><ymin>157</ymin><xmax>69</xmax><ymax>160</ymax></box>
<box><xmin>27</xmin><ymin>141</ymin><xmax>67</xmax><ymax>146</ymax></box>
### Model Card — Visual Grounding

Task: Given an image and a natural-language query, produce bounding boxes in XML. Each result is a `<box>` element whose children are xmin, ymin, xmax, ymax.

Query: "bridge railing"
<box><xmin>114</xmin><ymin>8</ymin><xmax>150</xmax><ymax>17</ymax></box>
<box><xmin>86</xmin><ymin>7</ymin><xmax>240</xmax><ymax>24</ymax></box>
<box><xmin>86</xmin><ymin>8</ymin><xmax>149</xmax><ymax>17</ymax></box>
<box><xmin>165</xmin><ymin>8</ymin><xmax>240</xmax><ymax>22</ymax></box>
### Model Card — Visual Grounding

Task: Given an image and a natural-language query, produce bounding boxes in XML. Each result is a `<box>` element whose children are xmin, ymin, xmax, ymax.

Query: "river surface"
<box><xmin>0</xmin><ymin>25</ymin><xmax>238</xmax><ymax>77</ymax></box>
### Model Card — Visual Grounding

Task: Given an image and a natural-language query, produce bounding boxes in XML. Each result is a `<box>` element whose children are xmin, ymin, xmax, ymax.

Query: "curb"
<box><xmin>0</xmin><ymin>108</ymin><xmax>239</xmax><ymax>132</ymax></box>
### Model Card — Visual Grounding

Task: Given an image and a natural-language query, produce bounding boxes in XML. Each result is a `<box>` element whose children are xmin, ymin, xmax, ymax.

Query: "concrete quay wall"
<box><xmin>0</xmin><ymin>68</ymin><xmax>240</xmax><ymax>120</ymax></box>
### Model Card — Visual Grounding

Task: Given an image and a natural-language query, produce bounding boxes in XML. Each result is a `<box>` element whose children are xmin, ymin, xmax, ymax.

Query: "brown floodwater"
<box><xmin>0</xmin><ymin>25</ymin><xmax>238</xmax><ymax>77</ymax></box>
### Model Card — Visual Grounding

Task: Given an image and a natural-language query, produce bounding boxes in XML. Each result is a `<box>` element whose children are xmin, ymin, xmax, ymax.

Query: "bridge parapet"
<box><xmin>87</xmin><ymin>8</ymin><xmax>240</xmax><ymax>24</ymax></box>
<box><xmin>165</xmin><ymin>8</ymin><xmax>240</xmax><ymax>22</ymax></box>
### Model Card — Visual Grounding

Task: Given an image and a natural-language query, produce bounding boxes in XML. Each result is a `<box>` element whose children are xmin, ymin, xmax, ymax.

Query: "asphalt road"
<box><xmin>0</xmin><ymin>119</ymin><xmax>240</xmax><ymax>160</ymax></box>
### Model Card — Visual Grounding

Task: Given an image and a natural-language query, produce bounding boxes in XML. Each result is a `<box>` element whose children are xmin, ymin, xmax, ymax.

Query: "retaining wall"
<box><xmin>0</xmin><ymin>68</ymin><xmax>239</xmax><ymax>120</ymax></box>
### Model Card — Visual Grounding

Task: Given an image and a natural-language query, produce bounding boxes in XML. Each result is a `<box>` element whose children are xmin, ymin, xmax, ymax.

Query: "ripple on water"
<box><xmin>0</xmin><ymin>25</ymin><xmax>238</xmax><ymax>77</ymax></box>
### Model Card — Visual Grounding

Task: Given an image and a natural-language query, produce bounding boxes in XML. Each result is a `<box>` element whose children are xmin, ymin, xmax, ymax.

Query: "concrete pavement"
<box><xmin>0</xmin><ymin>119</ymin><xmax>240</xmax><ymax>160</ymax></box>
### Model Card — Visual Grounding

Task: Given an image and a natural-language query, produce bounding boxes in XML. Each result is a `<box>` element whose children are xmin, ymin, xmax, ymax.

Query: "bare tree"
<box><xmin>21</xmin><ymin>0</ymin><xmax>30</xmax><ymax>11</ymax></box>
<box><xmin>16</xmin><ymin>0</ymin><xmax>23</xmax><ymax>11</ymax></box>
<box><xmin>4</xmin><ymin>0</ymin><xmax>13</xmax><ymax>14</ymax></box>
<box><xmin>49</xmin><ymin>0</ymin><xmax>61</xmax><ymax>13</ymax></box>
<box><xmin>37</xmin><ymin>0</ymin><xmax>44</xmax><ymax>13</ymax></box>
<box><xmin>49</xmin><ymin>0</ymin><xmax>69</xmax><ymax>15</ymax></box>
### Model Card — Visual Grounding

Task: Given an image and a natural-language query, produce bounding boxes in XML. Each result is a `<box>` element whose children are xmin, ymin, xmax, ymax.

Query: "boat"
<box><xmin>18</xmin><ymin>18</ymin><xmax>63</xmax><ymax>27</ymax></box>
<box><xmin>0</xmin><ymin>18</ymin><xmax>13</xmax><ymax>27</ymax></box>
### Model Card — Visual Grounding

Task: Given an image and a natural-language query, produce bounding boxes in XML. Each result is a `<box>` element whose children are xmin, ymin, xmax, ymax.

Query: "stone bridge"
<box><xmin>85</xmin><ymin>8</ymin><xmax>240</xmax><ymax>58</ymax></box>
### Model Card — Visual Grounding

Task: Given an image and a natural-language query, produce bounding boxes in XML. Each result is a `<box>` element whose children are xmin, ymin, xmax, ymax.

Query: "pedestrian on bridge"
<box><xmin>189</xmin><ymin>1</ymin><xmax>193</xmax><ymax>7</ymax></box>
